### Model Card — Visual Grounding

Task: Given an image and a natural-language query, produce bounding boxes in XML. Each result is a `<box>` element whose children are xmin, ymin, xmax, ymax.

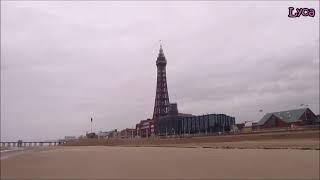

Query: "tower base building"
<box><xmin>155</xmin><ymin>103</ymin><xmax>235</xmax><ymax>136</ymax></box>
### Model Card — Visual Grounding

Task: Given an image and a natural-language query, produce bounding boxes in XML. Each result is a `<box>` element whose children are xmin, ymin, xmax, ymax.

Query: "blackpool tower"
<box><xmin>152</xmin><ymin>44</ymin><xmax>170</xmax><ymax>119</ymax></box>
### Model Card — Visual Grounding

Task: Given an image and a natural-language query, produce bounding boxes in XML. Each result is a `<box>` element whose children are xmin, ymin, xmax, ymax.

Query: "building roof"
<box><xmin>258</xmin><ymin>108</ymin><xmax>308</xmax><ymax>125</ymax></box>
<box><xmin>177</xmin><ymin>113</ymin><xmax>194</xmax><ymax>117</ymax></box>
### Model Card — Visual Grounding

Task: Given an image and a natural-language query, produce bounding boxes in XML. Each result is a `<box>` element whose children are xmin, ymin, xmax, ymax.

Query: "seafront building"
<box><xmin>256</xmin><ymin>108</ymin><xmax>319</xmax><ymax>129</ymax></box>
<box><xmin>136</xmin><ymin>119</ymin><xmax>154</xmax><ymax>138</ymax></box>
<box><xmin>120</xmin><ymin>128</ymin><xmax>136</xmax><ymax>138</ymax></box>
<box><xmin>156</xmin><ymin>109</ymin><xmax>235</xmax><ymax>136</ymax></box>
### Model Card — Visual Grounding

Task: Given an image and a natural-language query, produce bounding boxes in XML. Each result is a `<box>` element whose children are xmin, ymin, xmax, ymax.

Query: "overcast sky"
<box><xmin>1</xmin><ymin>1</ymin><xmax>319</xmax><ymax>141</ymax></box>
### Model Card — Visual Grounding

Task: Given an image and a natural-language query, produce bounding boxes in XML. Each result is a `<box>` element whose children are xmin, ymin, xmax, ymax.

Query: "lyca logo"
<box><xmin>288</xmin><ymin>7</ymin><xmax>315</xmax><ymax>18</ymax></box>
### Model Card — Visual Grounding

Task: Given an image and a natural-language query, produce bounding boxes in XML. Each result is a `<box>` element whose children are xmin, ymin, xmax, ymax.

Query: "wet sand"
<box><xmin>1</xmin><ymin>146</ymin><xmax>319</xmax><ymax>179</ymax></box>
<box><xmin>0</xmin><ymin>147</ymin><xmax>55</xmax><ymax>160</ymax></box>
<box><xmin>0</xmin><ymin>147</ymin><xmax>27</xmax><ymax>160</ymax></box>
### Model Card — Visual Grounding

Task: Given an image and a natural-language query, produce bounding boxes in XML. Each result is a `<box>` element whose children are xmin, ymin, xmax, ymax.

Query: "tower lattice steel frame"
<box><xmin>153</xmin><ymin>45</ymin><xmax>170</xmax><ymax>119</ymax></box>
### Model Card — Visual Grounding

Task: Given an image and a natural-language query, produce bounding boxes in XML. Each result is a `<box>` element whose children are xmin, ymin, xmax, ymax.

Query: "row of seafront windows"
<box><xmin>182</xmin><ymin>115</ymin><xmax>235</xmax><ymax>131</ymax></box>
<box><xmin>158</xmin><ymin>114</ymin><xmax>235</xmax><ymax>135</ymax></box>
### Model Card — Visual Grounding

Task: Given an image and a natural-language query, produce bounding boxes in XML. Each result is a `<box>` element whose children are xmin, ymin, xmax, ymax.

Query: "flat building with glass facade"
<box><xmin>155</xmin><ymin>104</ymin><xmax>235</xmax><ymax>136</ymax></box>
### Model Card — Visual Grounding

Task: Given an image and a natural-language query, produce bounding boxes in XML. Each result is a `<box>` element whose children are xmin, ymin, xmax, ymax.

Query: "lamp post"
<box><xmin>90</xmin><ymin>117</ymin><xmax>93</xmax><ymax>133</ymax></box>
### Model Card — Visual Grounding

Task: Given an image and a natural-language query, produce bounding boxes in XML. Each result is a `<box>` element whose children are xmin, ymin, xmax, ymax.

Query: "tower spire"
<box><xmin>157</xmin><ymin>40</ymin><xmax>166</xmax><ymax>60</ymax></box>
<box><xmin>159</xmin><ymin>40</ymin><xmax>164</xmax><ymax>57</ymax></box>
<box><xmin>153</xmin><ymin>41</ymin><xmax>170</xmax><ymax>119</ymax></box>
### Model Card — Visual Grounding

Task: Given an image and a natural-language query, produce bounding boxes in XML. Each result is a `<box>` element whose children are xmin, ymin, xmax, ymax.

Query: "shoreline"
<box><xmin>0</xmin><ymin>146</ymin><xmax>57</xmax><ymax>160</ymax></box>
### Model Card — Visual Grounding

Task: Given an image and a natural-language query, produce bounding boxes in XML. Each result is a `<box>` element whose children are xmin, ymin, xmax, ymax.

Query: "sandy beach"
<box><xmin>64</xmin><ymin>130</ymin><xmax>320</xmax><ymax>150</ymax></box>
<box><xmin>1</xmin><ymin>146</ymin><xmax>319</xmax><ymax>179</ymax></box>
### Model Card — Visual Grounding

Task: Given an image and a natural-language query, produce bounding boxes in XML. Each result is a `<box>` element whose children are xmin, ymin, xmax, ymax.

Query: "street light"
<box><xmin>90</xmin><ymin>117</ymin><xmax>93</xmax><ymax>133</ymax></box>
